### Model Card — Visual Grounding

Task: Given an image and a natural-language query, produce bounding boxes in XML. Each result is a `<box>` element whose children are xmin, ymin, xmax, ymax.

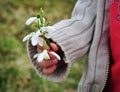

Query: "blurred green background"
<box><xmin>0</xmin><ymin>0</ymin><xmax>86</xmax><ymax>92</ymax></box>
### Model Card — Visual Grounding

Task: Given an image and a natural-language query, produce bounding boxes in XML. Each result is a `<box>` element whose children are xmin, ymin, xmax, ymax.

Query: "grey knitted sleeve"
<box><xmin>27</xmin><ymin>0</ymin><xmax>97</xmax><ymax>82</ymax></box>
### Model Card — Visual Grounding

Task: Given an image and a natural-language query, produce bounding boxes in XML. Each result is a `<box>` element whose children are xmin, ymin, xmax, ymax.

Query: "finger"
<box><xmin>42</xmin><ymin>65</ymin><xmax>57</xmax><ymax>75</ymax></box>
<box><xmin>46</xmin><ymin>44</ymin><xmax>51</xmax><ymax>51</ymax></box>
<box><xmin>50</xmin><ymin>42</ymin><xmax>59</xmax><ymax>52</ymax></box>
<box><xmin>36</xmin><ymin>58</ymin><xmax>58</xmax><ymax>68</ymax></box>
<box><xmin>48</xmin><ymin>52</ymin><xmax>57</xmax><ymax>59</ymax></box>
<box><xmin>37</xmin><ymin>44</ymin><xmax>43</xmax><ymax>53</ymax></box>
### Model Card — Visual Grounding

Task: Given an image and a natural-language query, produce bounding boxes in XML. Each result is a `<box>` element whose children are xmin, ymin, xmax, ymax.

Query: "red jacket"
<box><xmin>104</xmin><ymin>1</ymin><xmax>120</xmax><ymax>92</ymax></box>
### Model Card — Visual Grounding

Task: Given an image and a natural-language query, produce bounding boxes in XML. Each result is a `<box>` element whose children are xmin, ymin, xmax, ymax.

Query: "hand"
<box><xmin>36</xmin><ymin>43</ymin><xmax>59</xmax><ymax>75</ymax></box>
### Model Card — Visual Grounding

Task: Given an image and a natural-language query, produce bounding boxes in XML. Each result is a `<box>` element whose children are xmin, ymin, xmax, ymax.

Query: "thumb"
<box><xmin>50</xmin><ymin>42</ymin><xmax>59</xmax><ymax>52</ymax></box>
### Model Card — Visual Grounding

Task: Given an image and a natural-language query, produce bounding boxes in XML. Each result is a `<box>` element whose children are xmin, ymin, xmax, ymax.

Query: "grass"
<box><xmin>0</xmin><ymin>0</ymin><xmax>86</xmax><ymax>92</ymax></box>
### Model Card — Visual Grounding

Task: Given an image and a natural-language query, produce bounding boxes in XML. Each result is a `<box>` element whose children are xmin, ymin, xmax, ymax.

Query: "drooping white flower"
<box><xmin>33</xmin><ymin>50</ymin><xmax>50</xmax><ymax>62</ymax></box>
<box><xmin>26</xmin><ymin>17</ymin><xmax>38</xmax><ymax>25</ymax></box>
<box><xmin>25</xmin><ymin>17</ymin><xmax>46</xmax><ymax>25</ymax></box>
<box><xmin>33</xmin><ymin>50</ymin><xmax>61</xmax><ymax>62</ymax></box>
<box><xmin>40</xmin><ymin>26</ymin><xmax>56</xmax><ymax>33</ymax></box>
<box><xmin>22</xmin><ymin>30</ymin><xmax>43</xmax><ymax>46</ymax></box>
<box><xmin>22</xmin><ymin>32</ymin><xmax>35</xmax><ymax>42</ymax></box>
<box><xmin>40</xmin><ymin>26</ymin><xmax>56</xmax><ymax>39</ymax></box>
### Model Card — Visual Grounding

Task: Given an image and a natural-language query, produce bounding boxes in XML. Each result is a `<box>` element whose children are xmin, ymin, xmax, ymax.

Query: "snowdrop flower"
<box><xmin>23</xmin><ymin>8</ymin><xmax>61</xmax><ymax>63</ymax></box>
<box><xmin>40</xmin><ymin>26</ymin><xmax>56</xmax><ymax>33</ymax></box>
<box><xmin>22</xmin><ymin>25</ymin><xmax>55</xmax><ymax>46</ymax></box>
<box><xmin>33</xmin><ymin>50</ymin><xmax>61</xmax><ymax>62</ymax></box>
<box><xmin>26</xmin><ymin>17</ymin><xmax>38</xmax><ymax>25</ymax></box>
<box><xmin>33</xmin><ymin>50</ymin><xmax>50</xmax><ymax>62</ymax></box>
<box><xmin>40</xmin><ymin>26</ymin><xmax>56</xmax><ymax>38</ymax></box>
<box><xmin>26</xmin><ymin>17</ymin><xmax>45</xmax><ymax>25</ymax></box>
<box><xmin>22</xmin><ymin>30</ymin><xmax>43</xmax><ymax>46</ymax></box>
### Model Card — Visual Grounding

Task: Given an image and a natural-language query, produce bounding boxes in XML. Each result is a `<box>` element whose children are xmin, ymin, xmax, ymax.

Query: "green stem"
<box><xmin>38</xmin><ymin>20</ymin><xmax>41</xmax><ymax>29</ymax></box>
<box><xmin>43</xmin><ymin>43</ymin><xmax>46</xmax><ymax>50</ymax></box>
<box><xmin>43</xmin><ymin>36</ymin><xmax>47</xmax><ymax>50</ymax></box>
<box><xmin>44</xmin><ymin>37</ymin><xmax>50</xmax><ymax>47</ymax></box>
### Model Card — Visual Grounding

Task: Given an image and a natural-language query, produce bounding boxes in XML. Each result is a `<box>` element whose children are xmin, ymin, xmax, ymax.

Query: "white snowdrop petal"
<box><xmin>49</xmin><ymin>51</ymin><xmax>61</xmax><ymax>60</ymax></box>
<box><xmin>22</xmin><ymin>32</ymin><xmax>34</xmax><ymax>42</ymax></box>
<box><xmin>31</xmin><ymin>34</ymin><xmax>38</xmax><ymax>46</ymax></box>
<box><xmin>40</xmin><ymin>27</ymin><xmax>46</xmax><ymax>33</ymax></box>
<box><xmin>26</xmin><ymin>17</ymin><xmax>38</xmax><ymax>25</ymax></box>
<box><xmin>43</xmin><ymin>50</ymin><xmax>48</xmax><ymax>56</ymax></box>
<box><xmin>38</xmin><ymin>37</ymin><xmax>43</xmax><ymax>46</ymax></box>
<box><xmin>33</xmin><ymin>53</ymin><xmax>39</xmax><ymax>58</ymax></box>
<box><xmin>44</xmin><ymin>50</ymin><xmax>50</xmax><ymax>60</ymax></box>
<box><xmin>36</xmin><ymin>30</ymin><xmax>42</xmax><ymax>36</ymax></box>
<box><xmin>46</xmin><ymin>26</ymin><xmax>56</xmax><ymax>32</ymax></box>
<box><xmin>37</xmin><ymin>53</ymin><xmax>45</xmax><ymax>62</ymax></box>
